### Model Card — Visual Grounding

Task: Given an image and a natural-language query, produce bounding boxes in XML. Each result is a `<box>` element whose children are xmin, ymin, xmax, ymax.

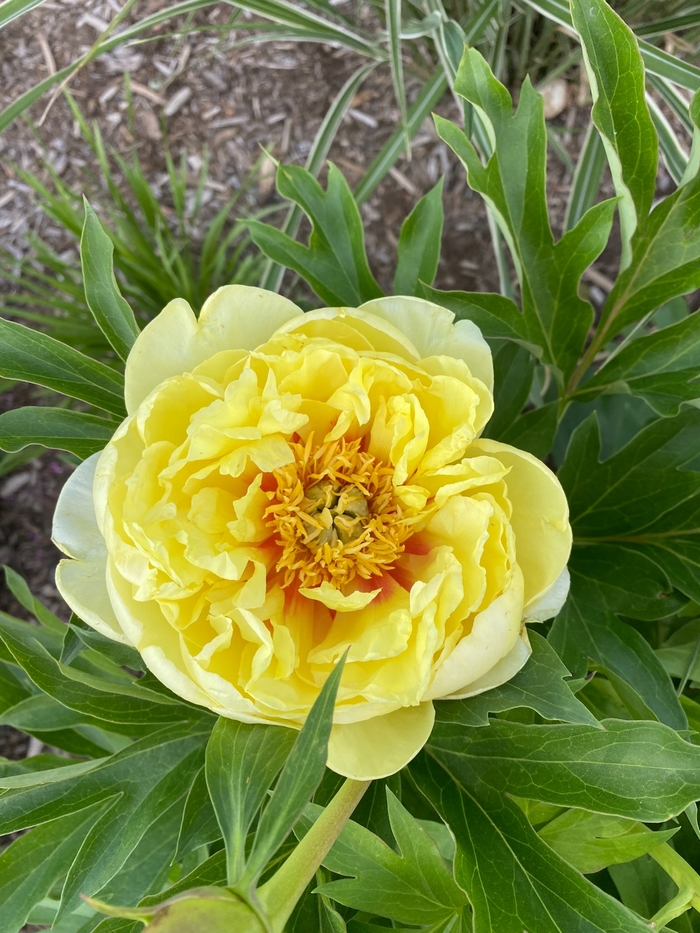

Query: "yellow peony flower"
<box><xmin>52</xmin><ymin>286</ymin><xmax>571</xmax><ymax>780</ymax></box>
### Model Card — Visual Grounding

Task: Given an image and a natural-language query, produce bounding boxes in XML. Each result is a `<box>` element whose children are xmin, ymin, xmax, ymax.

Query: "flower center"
<box><xmin>266</xmin><ymin>436</ymin><xmax>413</xmax><ymax>589</ymax></box>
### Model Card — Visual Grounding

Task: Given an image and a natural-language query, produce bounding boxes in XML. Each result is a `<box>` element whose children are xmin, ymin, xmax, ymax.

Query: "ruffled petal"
<box><xmin>469</xmin><ymin>439</ymin><xmax>572</xmax><ymax>608</ymax></box>
<box><xmin>359</xmin><ymin>296</ymin><xmax>493</xmax><ymax>391</ymax></box>
<box><xmin>298</xmin><ymin>583</ymin><xmax>381</xmax><ymax>611</ymax></box>
<box><xmin>327</xmin><ymin>701</ymin><xmax>435</xmax><ymax>779</ymax></box>
<box><xmin>424</xmin><ymin>564</ymin><xmax>524</xmax><ymax>700</ymax></box>
<box><xmin>125</xmin><ymin>286</ymin><xmax>303</xmax><ymax>413</ymax></box>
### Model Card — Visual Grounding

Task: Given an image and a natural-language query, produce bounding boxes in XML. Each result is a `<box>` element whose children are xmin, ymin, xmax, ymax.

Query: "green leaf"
<box><xmin>550</xmin><ymin>569</ymin><xmax>687</xmax><ymax>730</ymax></box>
<box><xmin>0</xmin><ymin>803</ymin><xmax>104</xmax><ymax>933</ymax></box>
<box><xmin>594</xmin><ymin>174</ymin><xmax>700</xmax><ymax>343</ymax></box>
<box><xmin>519</xmin><ymin>0</ymin><xmax>700</xmax><ymax>92</ymax></box>
<box><xmin>499</xmin><ymin>401</ymin><xmax>558</xmax><ymax>458</ymax></box>
<box><xmin>140</xmin><ymin>853</ymin><xmax>227</xmax><ymax>909</ymax></box>
<box><xmin>3</xmin><ymin>565</ymin><xmax>64</xmax><ymax>632</ymax></box>
<box><xmin>238</xmin><ymin>652</ymin><xmax>347</xmax><ymax>890</ymax></box>
<box><xmin>435</xmin><ymin>630</ymin><xmax>599</xmax><ymax>728</ymax></box>
<box><xmin>0</xmin><ymin>407</ymin><xmax>114</xmax><ymax>458</ymax></box>
<box><xmin>95</xmin><ymin>793</ymin><xmax>185</xmax><ymax>908</ymax></box>
<box><xmin>560</xmin><ymin>410</ymin><xmax>700</xmax><ymax>604</ymax></box>
<box><xmin>80</xmin><ymin>199</ymin><xmax>139</xmax><ymax>361</ymax></box>
<box><xmin>0</xmin><ymin>617</ymin><xmax>198</xmax><ymax>726</ymax></box>
<box><xmin>205</xmin><ymin>717</ymin><xmax>295</xmax><ymax>883</ymax></box>
<box><xmin>539</xmin><ymin>810</ymin><xmax>677</xmax><ymax>875</ymax></box>
<box><xmin>0</xmin><ymin>725</ymin><xmax>207</xmax><ymax>919</ymax></box>
<box><xmin>572</xmin><ymin>312</ymin><xmax>700</xmax><ymax>416</ymax></box>
<box><xmin>571</xmin><ymin>0</ymin><xmax>657</xmax><ymax>268</ymax></box>
<box><xmin>435</xmin><ymin>49</ymin><xmax>616</xmax><ymax>382</ymax></box>
<box><xmin>176</xmin><ymin>766</ymin><xmax>221</xmax><ymax>859</ymax></box>
<box><xmin>393</xmin><ymin>178</ymin><xmax>444</xmax><ymax>296</ymax></box>
<box><xmin>260</xmin><ymin>61</ymin><xmax>377</xmax><ymax>293</ymax></box>
<box><xmin>411</xmin><ymin>753</ymin><xmax>650</xmax><ymax>933</ymax></box>
<box><xmin>482</xmin><ymin>341</ymin><xmax>534</xmax><ymax>440</ymax></box>
<box><xmin>427</xmin><ymin>717</ymin><xmax>700</xmax><ymax>821</ymax></box>
<box><xmin>65</xmin><ymin>617</ymin><xmax>145</xmax><ymax>672</ymax></box>
<box><xmin>0</xmin><ymin>318</ymin><xmax>126</xmax><ymax>416</ymax></box>
<box><xmin>419</xmin><ymin>284</ymin><xmax>529</xmax><ymax>343</ymax></box>
<box><xmin>288</xmin><ymin>877</ymin><xmax>347</xmax><ymax>933</ymax></box>
<box><xmin>249</xmin><ymin>163</ymin><xmax>383</xmax><ymax>307</ymax></box>
<box><xmin>304</xmin><ymin>790</ymin><xmax>467</xmax><ymax>925</ymax></box>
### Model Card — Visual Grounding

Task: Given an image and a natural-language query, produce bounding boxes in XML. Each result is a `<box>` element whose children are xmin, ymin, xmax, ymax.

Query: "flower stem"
<box><xmin>257</xmin><ymin>778</ymin><xmax>370</xmax><ymax>932</ymax></box>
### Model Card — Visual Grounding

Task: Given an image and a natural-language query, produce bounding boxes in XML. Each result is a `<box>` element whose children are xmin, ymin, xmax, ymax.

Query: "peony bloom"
<box><xmin>53</xmin><ymin>287</ymin><xmax>571</xmax><ymax>780</ymax></box>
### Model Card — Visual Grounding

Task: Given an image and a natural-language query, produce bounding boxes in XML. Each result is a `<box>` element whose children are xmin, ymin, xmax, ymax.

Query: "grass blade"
<box><xmin>354</xmin><ymin>68</ymin><xmax>448</xmax><ymax>205</ymax></box>
<box><xmin>647</xmin><ymin>93</ymin><xmax>689</xmax><ymax>183</ymax></box>
<box><xmin>0</xmin><ymin>0</ymin><xmax>48</xmax><ymax>29</ymax></box>
<box><xmin>564</xmin><ymin>120</ymin><xmax>606</xmax><ymax>232</ymax></box>
<box><xmin>386</xmin><ymin>0</ymin><xmax>411</xmax><ymax>157</ymax></box>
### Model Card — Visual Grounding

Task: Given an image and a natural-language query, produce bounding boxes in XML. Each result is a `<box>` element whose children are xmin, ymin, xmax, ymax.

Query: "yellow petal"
<box><xmin>327</xmin><ymin>701</ymin><xmax>435</xmax><ymax>779</ymax></box>
<box><xmin>298</xmin><ymin>582</ymin><xmax>382</xmax><ymax>612</ymax></box>
<box><xmin>55</xmin><ymin>559</ymin><xmax>127</xmax><ymax>644</ymax></box>
<box><xmin>125</xmin><ymin>286</ymin><xmax>303</xmax><ymax>414</ymax></box>
<box><xmin>469</xmin><ymin>439</ymin><xmax>572</xmax><ymax>608</ymax></box>
<box><xmin>445</xmin><ymin>628</ymin><xmax>531</xmax><ymax>699</ymax></box>
<box><xmin>52</xmin><ymin>454</ymin><xmax>128</xmax><ymax>644</ymax></box>
<box><xmin>279</xmin><ymin>306</ymin><xmax>422</xmax><ymax>359</ymax></box>
<box><xmin>524</xmin><ymin>566</ymin><xmax>570</xmax><ymax>621</ymax></box>
<box><xmin>359</xmin><ymin>296</ymin><xmax>493</xmax><ymax>391</ymax></box>
<box><xmin>52</xmin><ymin>453</ymin><xmax>104</xmax><ymax>562</ymax></box>
<box><xmin>424</xmin><ymin>564</ymin><xmax>524</xmax><ymax>700</ymax></box>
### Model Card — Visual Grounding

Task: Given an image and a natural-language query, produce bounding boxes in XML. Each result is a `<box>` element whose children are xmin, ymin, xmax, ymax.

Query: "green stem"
<box><xmin>257</xmin><ymin>778</ymin><xmax>370</xmax><ymax>932</ymax></box>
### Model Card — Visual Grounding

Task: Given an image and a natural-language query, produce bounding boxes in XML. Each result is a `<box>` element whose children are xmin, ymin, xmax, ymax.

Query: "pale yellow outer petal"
<box><xmin>327</xmin><ymin>701</ymin><xmax>435</xmax><ymax>780</ymax></box>
<box><xmin>52</xmin><ymin>452</ymin><xmax>104</xmax><ymax>562</ymax></box>
<box><xmin>55</xmin><ymin>559</ymin><xmax>126</xmax><ymax>645</ymax></box>
<box><xmin>359</xmin><ymin>296</ymin><xmax>494</xmax><ymax>391</ymax></box>
<box><xmin>52</xmin><ymin>454</ymin><xmax>127</xmax><ymax>644</ymax></box>
<box><xmin>444</xmin><ymin>628</ymin><xmax>531</xmax><ymax>700</ymax></box>
<box><xmin>423</xmin><ymin>564</ymin><xmax>524</xmax><ymax>700</ymax></box>
<box><xmin>524</xmin><ymin>566</ymin><xmax>570</xmax><ymax>622</ymax></box>
<box><xmin>124</xmin><ymin>286</ymin><xmax>303</xmax><ymax>414</ymax></box>
<box><xmin>469</xmin><ymin>438</ymin><xmax>572</xmax><ymax>609</ymax></box>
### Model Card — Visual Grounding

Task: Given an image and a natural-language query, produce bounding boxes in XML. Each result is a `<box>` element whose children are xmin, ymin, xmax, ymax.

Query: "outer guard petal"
<box><xmin>124</xmin><ymin>287</ymin><xmax>303</xmax><ymax>413</ymax></box>
<box><xmin>424</xmin><ymin>565</ymin><xmax>524</xmax><ymax>700</ymax></box>
<box><xmin>470</xmin><ymin>438</ymin><xmax>572</xmax><ymax>608</ymax></box>
<box><xmin>55</xmin><ymin>558</ymin><xmax>126</xmax><ymax>644</ymax></box>
<box><xmin>359</xmin><ymin>296</ymin><xmax>493</xmax><ymax>391</ymax></box>
<box><xmin>524</xmin><ymin>566</ymin><xmax>570</xmax><ymax>621</ymax></box>
<box><xmin>327</xmin><ymin>701</ymin><xmax>435</xmax><ymax>779</ymax></box>
<box><xmin>52</xmin><ymin>453</ymin><xmax>104</xmax><ymax>562</ymax></box>
<box><xmin>445</xmin><ymin>628</ymin><xmax>531</xmax><ymax>699</ymax></box>
<box><xmin>53</xmin><ymin>455</ymin><xmax>128</xmax><ymax>644</ymax></box>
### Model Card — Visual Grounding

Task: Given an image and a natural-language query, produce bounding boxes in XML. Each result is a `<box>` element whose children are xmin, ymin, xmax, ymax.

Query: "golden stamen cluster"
<box><xmin>265</xmin><ymin>435</ymin><xmax>413</xmax><ymax>589</ymax></box>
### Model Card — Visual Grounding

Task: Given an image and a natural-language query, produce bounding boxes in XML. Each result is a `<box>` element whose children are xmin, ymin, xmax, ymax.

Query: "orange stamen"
<box><xmin>265</xmin><ymin>436</ymin><xmax>413</xmax><ymax>589</ymax></box>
